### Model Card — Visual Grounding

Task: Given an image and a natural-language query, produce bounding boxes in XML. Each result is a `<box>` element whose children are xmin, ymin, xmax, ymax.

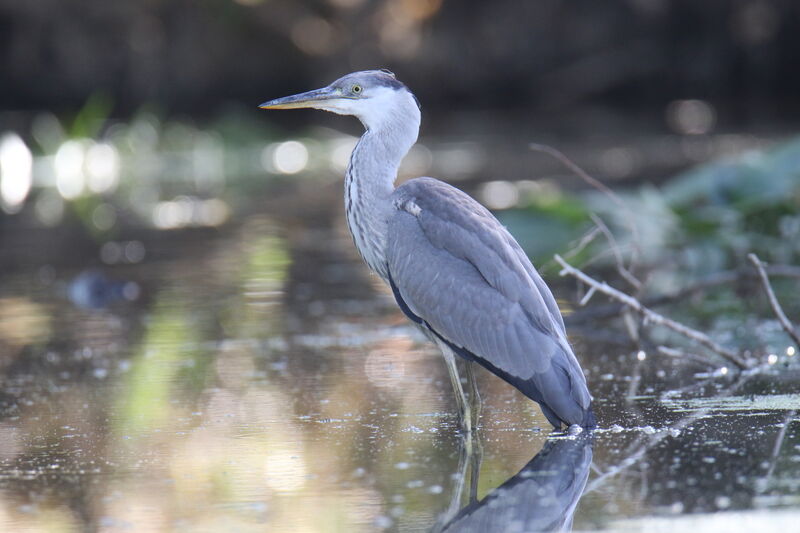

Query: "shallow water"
<box><xmin>0</xmin><ymin>196</ymin><xmax>799</xmax><ymax>532</ymax></box>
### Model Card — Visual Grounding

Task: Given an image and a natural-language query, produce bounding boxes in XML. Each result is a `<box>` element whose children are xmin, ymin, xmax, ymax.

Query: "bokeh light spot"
<box><xmin>0</xmin><ymin>133</ymin><xmax>33</xmax><ymax>213</ymax></box>
<box><xmin>666</xmin><ymin>99</ymin><xmax>716</xmax><ymax>136</ymax></box>
<box><xmin>272</xmin><ymin>141</ymin><xmax>309</xmax><ymax>174</ymax></box>
<box><xmin>92</xmin><ymin>203</ymin><xmax>117</xmax><ymax>231</ymax></box>
<box><xmin>54</xmin><ymin>140</ymin><xmax>87</xmax><ymax>199</ymax></box>
<box><xmin>481</xmin><ymin>180</ymin><xmax>519</xmax><ymax>210</ymax></box>
<box><xmin>86</xmin><ymin>143</ymin><xmax>121</xmax><ymax>194</ymax></box>
<box><xmin>291</xmin><ymin>17</ymin><xmax>337</xmax><ymax>56</ymax></box>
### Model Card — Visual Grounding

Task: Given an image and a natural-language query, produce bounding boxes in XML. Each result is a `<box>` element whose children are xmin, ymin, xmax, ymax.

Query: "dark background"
<box><xmin>2</xmin><ymin>0</ymin><xmax>799</xmax><ymax>124</ymax></box>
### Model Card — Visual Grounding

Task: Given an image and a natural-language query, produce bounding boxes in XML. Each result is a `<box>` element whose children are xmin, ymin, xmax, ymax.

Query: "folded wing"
<box><xmin>387</xmin><ymin>177</ymin><xmax>592</xmax><ymax>427</ymax></box>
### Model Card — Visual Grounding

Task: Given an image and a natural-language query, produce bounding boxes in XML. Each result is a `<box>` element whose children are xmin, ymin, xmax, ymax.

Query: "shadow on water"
<box><xmin>0</xmin><ymin>180</ymin><xmax>799</xmax><ymax>531</ymax></box>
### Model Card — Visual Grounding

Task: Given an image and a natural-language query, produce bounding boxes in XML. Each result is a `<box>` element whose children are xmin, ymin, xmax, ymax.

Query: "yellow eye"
<box><xmin>352</xmin><ymin>85</ymin><xmax>362</xmax><ymax>94</ymax></box>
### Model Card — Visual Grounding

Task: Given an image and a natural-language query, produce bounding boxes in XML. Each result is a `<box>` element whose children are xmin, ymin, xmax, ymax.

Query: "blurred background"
<box><xmin>2</xmin><ymin>0</ymin><xmax>800</xmax><ymax>269</ymax></box>
<box><xmin>2</xmin><ymin>0</ymin><xmax>800</xmax><ymax>247</ymax></box>
<box><xmin>4</xmin><ymin>0</ymin><xmax>800</xmax><ymax>116</ymax></box>
<box><xmin>1</xmin><ymin>1</ymin><xmax>800</xmax><ymax>532</ymax></box>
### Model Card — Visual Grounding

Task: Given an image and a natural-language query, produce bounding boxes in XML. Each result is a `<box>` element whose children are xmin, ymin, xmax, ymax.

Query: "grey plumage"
<box><xmin>259</xmin><ymin>70</ymin><xmax>595</xmax><ymax>430</ymax></box>
<box><xmin>389</xmin><ymin>178</ymin><xmax>592</xmax><ymax>427</ymax></box>
<box><xmin>440</xmin><ymin>435</ymin><xmax>593</xmax><ymax>532</ymax></box>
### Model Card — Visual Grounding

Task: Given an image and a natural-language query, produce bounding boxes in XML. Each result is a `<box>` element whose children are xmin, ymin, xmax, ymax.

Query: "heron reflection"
<box><xmin>438</xmin><ymin>435</ymin><xmax>593</xmax><ymax>533</ymax></box>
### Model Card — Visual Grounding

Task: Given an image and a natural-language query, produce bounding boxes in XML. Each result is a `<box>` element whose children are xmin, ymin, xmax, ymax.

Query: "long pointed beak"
<box><xmin>259</xmin><ymin>86</ymin><xmax>340</xmax><ymax>110</ymax></box>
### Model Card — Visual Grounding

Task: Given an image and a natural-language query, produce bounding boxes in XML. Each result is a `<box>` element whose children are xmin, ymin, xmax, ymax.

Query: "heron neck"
<box><xmin>345</xmin><ymin>124</ymin><xmax>416</xmax><ymax>279</ymax></box>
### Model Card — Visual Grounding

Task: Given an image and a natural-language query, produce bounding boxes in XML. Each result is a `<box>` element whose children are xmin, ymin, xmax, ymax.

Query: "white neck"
<box><xmin>343</xmin><ymin>90</ymin><xmax>420</xmax><ymax>280</ymax></box>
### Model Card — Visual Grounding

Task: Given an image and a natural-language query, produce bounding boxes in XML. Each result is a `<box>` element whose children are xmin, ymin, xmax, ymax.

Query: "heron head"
<box><xmin>259</xmin><ymin>70</ymin><xmax>420</xmax><ymax>131</ymax></box>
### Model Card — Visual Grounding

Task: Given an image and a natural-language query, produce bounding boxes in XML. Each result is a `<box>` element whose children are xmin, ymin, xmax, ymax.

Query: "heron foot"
<box><xmin>567</xmin><ymin>424</ymin><xmax>584</xmax><ymax>436</ymax></box>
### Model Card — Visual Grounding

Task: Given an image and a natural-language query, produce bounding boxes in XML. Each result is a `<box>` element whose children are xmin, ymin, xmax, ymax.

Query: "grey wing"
<box><xmin>388</xmin><ymin>178</ymin><xmax>592</xmax><ymax>426</ymax></box>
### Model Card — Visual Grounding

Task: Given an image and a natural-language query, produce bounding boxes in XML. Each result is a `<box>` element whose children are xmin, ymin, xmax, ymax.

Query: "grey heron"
<box><xmin>259</xmin><ymin>70</ymin><xmax>595</xmax><ymax>431</ymax></box>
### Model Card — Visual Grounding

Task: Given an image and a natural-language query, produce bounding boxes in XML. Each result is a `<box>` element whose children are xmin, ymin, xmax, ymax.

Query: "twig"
<box><xmin>658</xmin><ymin>364</ymin><xmax>733</xmax><ymax>399</ymax></box>
<box><xmin>579</xmin><ymin>285</ymin><xmax>598</xmax><ymax>306</ymax></box>
<box><xmin>529</xmin><ymin>143</ymin><xmax>623</xmax><ymax>209</ymax></box>
<box><xmin>759</xmin><ymin>264</ymin><xmax>800</xmax><ymax>279</ymax></box>
<box><xmin>766</xmin><ymin>410</ymin><xmax>796</xmax><ymax>480</ymax></box>
<box><xmin>565</xmin><ymin>264</ymin><xmax>800</xmax><ymax>325</ymax></box>
<box><xmin>748</xmin><ymin>253</ymin><xmax>800</xmax><ymax>347</ymax></box>
<box><xmin>530</xmin><ymin>143</ymin><xmax>641</xmax><ymax>272</ymax></box>
<box><xmin>555</xmin><ymin>254</ymin><xmax>750</xmax><ymax>369</ymax></box>
<box><xmin>656</xmin><ymin>345</ymin><xmax>718</xmax><ymax>369</ymax></box>
<box><xmin>589</xmin><ymin>212</ymin><xmax>642</xmax><ymax>291</ymax></box>
<box><xmin>621</xmin><ymin>309</ymin><xmax>640</xmax><ymax>342</ymax></box>
<box><xmin>562</xmin><ymin>226</ymin><xmax>602</xmax><ymax>260</ymax></box>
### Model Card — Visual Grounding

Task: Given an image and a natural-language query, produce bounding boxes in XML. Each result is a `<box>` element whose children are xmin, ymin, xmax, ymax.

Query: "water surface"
<box><xmin>0</xmin><ymin>190</ymin><xmax>798</xmax><ymax>532</ymax></box>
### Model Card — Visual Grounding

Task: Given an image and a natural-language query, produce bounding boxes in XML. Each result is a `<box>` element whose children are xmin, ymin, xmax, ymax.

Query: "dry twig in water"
<box><xmin>748</xmin><ymin>253</ymin><xmax>800</xmax><ymax>347</ymax></box>
<box><xmin>554</xmin><ymin>254</ymin><xmax>750</xmax><ymax>369</ymax></box>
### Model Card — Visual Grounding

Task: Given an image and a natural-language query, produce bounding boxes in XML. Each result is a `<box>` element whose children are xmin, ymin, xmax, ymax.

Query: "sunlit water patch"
<box><xmin>663</xmin><ymin>393</ymin><xmax>800</xmax><ymax>412</ymax></box>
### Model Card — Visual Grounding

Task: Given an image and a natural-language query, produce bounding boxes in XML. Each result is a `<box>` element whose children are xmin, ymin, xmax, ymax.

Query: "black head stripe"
<box><xmin>373</xmin><ymin>73</ymin><xmax>405</xmax><ymax>91</ymax></box>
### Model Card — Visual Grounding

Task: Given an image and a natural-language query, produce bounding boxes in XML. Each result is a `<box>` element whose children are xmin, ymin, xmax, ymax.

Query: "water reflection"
<box><xmin>0</xmin><ymin>187</ymin><xmax>799</xmax><ymax>531</ymax></box>
<box><xmin>439</xmin><ymin>435</ymin><xmax>592</xmax><ymax>533</ymax></box>
<box><xmin>67</xmin><ymin>270</ymin><xmax>140</xmax><ymax>310</ymax></box>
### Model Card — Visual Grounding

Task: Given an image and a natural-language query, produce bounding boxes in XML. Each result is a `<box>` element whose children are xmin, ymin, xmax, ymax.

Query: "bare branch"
<box><xmin>529</xmin><ymin>143</ymin><xmax>622</xmax><ymax>208</ymax></box>
<box><xmin>555</xmin><ymin>254</ymin><xmax>750</xmax><ymax>369</ymax></box>
<box><xmin>760</xmin><ymin>264</ymin><xmax>800</xmax><ymax>279</ymax></box>
<box><xmin>589</xmin><ymin>212</ymin><xmax>642</xmax><ymax>291</ymax></box>
<box><xmin>748</xmin><ymin>253</ymin><xmax>800</xmax><ymax>347</ymax></box>
<box><xmin>563</xmin><ymin>226</ymin><xmax>602</xmax><ymax>260</ymax></box>
<box><xmin>656</xmin><ymin>346</ymin><xmax>718</xmax><ymax>368</ymax></box>
<box><xmin>566</xmin><ymin>264</ymin><xmax>800</xmax><ymax>325</ymax></box>
<box><xmin>766</xmin><ymin>410</ymin><xmax>796</xmax><ymax>480</ymax></box>
<box><xmin>579</xmin><ymin>285</ymin><xmax>598</xmax><ymax>306</ymax></box>
<box><xmin>530</xmin><ymin>143</ymin><xmax>641</xmax><ymax>271</ymax></box>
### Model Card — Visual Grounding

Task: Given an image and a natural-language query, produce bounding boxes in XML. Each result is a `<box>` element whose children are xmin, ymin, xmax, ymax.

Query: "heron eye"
<box><xmin>352</xmin><ymin>85</ymin><xmax>362</xmax><ymax>94</ymax></box>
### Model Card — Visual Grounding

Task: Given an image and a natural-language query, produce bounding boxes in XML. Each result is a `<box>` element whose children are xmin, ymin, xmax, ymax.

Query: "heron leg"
<box><xmin>439</xmin><ymin>342</ymin><xmax>472</xmax><ymax>434</ymax></box>
<box><xmin>464</xmin><ymin>361</ymin><xmax>482</xmax><ymax>428</ymax></box>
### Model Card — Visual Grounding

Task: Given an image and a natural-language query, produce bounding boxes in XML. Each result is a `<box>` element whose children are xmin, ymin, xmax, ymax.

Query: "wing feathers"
<box><xmin>388</xmin><ymin>177</ymin><xmax>593</xmax><ymax>427</ymax></box>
